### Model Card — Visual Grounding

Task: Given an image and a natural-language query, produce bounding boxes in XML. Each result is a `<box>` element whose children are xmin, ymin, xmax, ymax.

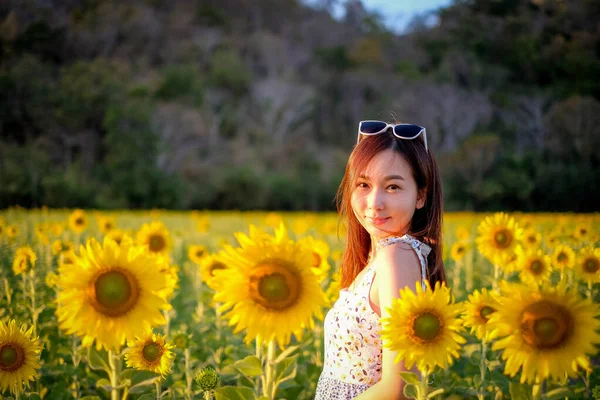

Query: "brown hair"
<box><xmin>335</xmin><ymin>130</ymin><xmax>446</xmax><ymax>288</ymax></box>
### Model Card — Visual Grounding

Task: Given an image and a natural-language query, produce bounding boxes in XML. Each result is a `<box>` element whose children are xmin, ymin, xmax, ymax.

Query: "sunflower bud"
<box><xmin>172</xmin><ymin>333</ymin><xmax>189</xmax><ymax>349</ymax></box>
<box><xmin>195</xmin><ymin>365</ymin><xmax>220</xmax><ymax>391</ymax></box>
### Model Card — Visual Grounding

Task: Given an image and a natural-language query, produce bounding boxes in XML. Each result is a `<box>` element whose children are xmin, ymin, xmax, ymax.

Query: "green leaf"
<box><xmin>399</xmin><ymin>372</ymin><xmax>419</xmax><ymax>386</ymax></box>
<box><xmin>273</xmin><ymin>345</ymin><xmax>299</xmax><ymax>364</ymax></box>
<box><xmin>404</xmin><ymin>383</ymin><xmax>419</xmax><ymax>399</ymax></box>
<box><xmin>509</xmin><ymin>382</ymin><xmax>533</xmax><ymax>400</ymax></box>
<box><xmin>96</xmin><ymin>378</ymin><xmax>111</xmax><ymax>391</ymax></box>
<box><xmin>274</xmin><ymin>354</ymin><xmax>298</xmax><ymax>385</ymax></box>
<box><xmin>542</xmin><ymin>387</ymin><xmax>574</xmax><ymax>400</ymax></box>
<box><xmin>229</xmin><ymin>355</ymin><xmax>263</xmax><ymax>377</ymax></box>
<box><xmin>136</xmin><ymin>394</ymin><xmax>156</xmax><ymax>400</ymax></box>
<box><xmin>128</xmin><ymin>371</ymin><xmax>160</xmax><ymax>394</ymax></box>
<box><xmin>80</xmin><ymin>397</ymin><xmax>103</xmax><ymax>400</ymax></box>
<box><xmin>473</xmin><ymin>374</ymin><xmax>482</xmax><ymax>389</ymax></box>
<box><xmin>427</xmin><ymin>388</ymin><xmax>445</xmax><ymax>398</ymax></box>
<box><xmin>87</xmin><ymin>347</ymin><xmax>111</xmax><ymax>374</ymax></box>
<box><xmin>213</xmin><ymin>386</ymin><xmax>256</xmax><ymax>400</ymax></box>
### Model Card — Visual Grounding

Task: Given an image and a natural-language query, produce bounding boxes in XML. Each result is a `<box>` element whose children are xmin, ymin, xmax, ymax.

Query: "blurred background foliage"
<box><xmin>0</xmin><ymin>0</ymin><xmax>598</xmax><ymax>211</ymax></box>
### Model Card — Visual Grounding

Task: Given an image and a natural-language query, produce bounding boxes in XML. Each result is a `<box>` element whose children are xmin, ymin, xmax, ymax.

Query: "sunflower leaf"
<box><xmin>227</xmin><ymin>355</ymin><xmax>263</xmax><ymax>377</ymax></box>
<box><xmin>273</xmin><ymin>345</ymin><xmax>300</xmax><ymax>364</ymax></box>
<box><xmin>399</xmin><ymin>372</ymin><xmax>419</xmax><ymax>386</ymax></box>
<box><xmin>213</xmin><ymin>386</ymin><xmax>255</xmax><ymax>400</ymax></box>
<box><xmin>87</xmin><ymin>347</ymin><xmax>111</xmax><ymax>374</ymax></box>
<box><xmin>509</xmin><ymin>382</ymin><xmax>533</xmax><ymax>400</ymax></box>
<box><xmin>542</xmin><ymin>387</ymin><xmax>574</xmax><ymax>400</ymax></box>
<box><xmin>274</xmin><ymin>354</ymin><xmax>298</xmax><ymax>385</ymax></box>
<box><xmin>403</xmin><ymin>383</ymin><xmax>419</xmax><ymax>399</ymax></box>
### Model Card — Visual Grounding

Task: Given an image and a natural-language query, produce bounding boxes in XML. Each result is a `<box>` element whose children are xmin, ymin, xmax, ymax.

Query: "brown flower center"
<box><xmin>583</xmin><ymin>257</ymin><xmax>599</xmax><ymax>273</ymax></box>
<box><xmin>249</xmin><ymin>260</ymin><xmax>300</xmax><ymax>311</ymax></box>
<box><xmin>149</xmin><ymin>235</ymin><xmax>166</xmax><ymax>252</ymax></box>
<box><xmin>493</xmin><ymin>229</ymin><xmax>513</xmax><ymax>249</ymax></box>
<box><xmin>409</xmin><ymin>311</ymin><xmax>442</xmax><ymax>344</ymax></box>
<box><xmin>479</xmin><ymin>305</ymin><xmax>496</xmax><ymax>321</ymax></box>
<box><xmin>520</xmin><ymin>300</ymin><xmax>573</xmax><ymax>350</ymax></box>
<box><xmin>528</xmin><ymin>259</ymin><xmax>545</xmax><ymax>275</ymax></box>
<box><xmin>142</xmin><ymin>342</ymin><xmax>163</xmax><ymax>364</ymax></box>
<box><xmin>0</xmin><ymin>343</ymin><xmax>25</xmax><ymax>372</ymax></box>
<box><xmin>88</xmin><ymin>269</ymin><xmax>140</xmax><ymax>317</ymax></box>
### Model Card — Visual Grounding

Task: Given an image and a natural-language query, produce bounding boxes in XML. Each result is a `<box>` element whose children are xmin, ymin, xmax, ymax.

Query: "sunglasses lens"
<box><xmin>360</xmin><ymin>121</ymin><xmax>387</xmax><ymax>134</ymax></box>
<box><xmin>394</xmin><ymin>124</ymin><xmax>423</xmax><ymax>138</ymax></box>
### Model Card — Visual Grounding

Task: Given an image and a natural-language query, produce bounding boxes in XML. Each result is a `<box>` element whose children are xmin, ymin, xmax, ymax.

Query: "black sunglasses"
<box><xmin>357</xmin><ymin>120</ymin><xmax>428</xmax><ymax>152</ymax></box>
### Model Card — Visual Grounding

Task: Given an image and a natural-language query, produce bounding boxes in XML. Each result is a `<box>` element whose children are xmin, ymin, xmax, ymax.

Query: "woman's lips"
<box><xmin>367</xmin><ymin>217</ymin><xmax>390</xmax><ymax>226</ymax></box>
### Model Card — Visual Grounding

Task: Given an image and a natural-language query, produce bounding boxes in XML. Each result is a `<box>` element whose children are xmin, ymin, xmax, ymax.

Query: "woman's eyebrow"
<box><xmin>385</xmin><ymin>175</ymin><xmax>405</xmax><ymax>181</ymax></box>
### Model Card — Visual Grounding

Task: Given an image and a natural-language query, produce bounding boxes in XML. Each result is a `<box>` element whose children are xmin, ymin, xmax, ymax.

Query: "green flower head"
<box><xmin>195</xmin><ymin>365</ymin><xmax>220</xmax><ymax>391</ymax></box>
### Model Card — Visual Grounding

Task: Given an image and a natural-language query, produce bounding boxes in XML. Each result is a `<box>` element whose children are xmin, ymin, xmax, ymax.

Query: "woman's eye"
<box><xmin>388</xmin><ymin>185</ymin><xmax>400</xmax><ymax>190</ymax></box>
<box><xmin>356</xmin><ymin>182</ymin><xmax>369</xmax><ymax>188</ymax></box>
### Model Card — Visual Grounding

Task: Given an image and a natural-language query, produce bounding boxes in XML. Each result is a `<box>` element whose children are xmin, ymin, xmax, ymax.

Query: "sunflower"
<box><xmin>461</xmin><ymin>288</ymin><xmax>500</xmax><ymax>341</ymax></box>
<box><xmin>12</xmin><ymin>246</ymin><xmax>37</xmax><ymax>276</ymax></box>
<box><xmin>297</xmin><ymin>235</ymin><xmax>331</xmax><ymax>278</ymax></box>
<box><xmin>574</xmin><ymin>247</ymin><xmax>600</xmax><ymax>284</ymax></box>
<box><xmin>188</xmin><ymin>245</ymin><xmax>208</xmax><ymax>265</ymax></box>
<box><xmin>6</xmin><ymin>225</ymin><xmax>18</xmax><ymax>239</ymax></box>
<box><xmin>213</xmin><ymin>224</ymin><xmax>327</xmax><ymax>347</ymax></box>
<box><xmin>380</xmin><ymin>281</ymin><xmax>466</xmax><ymax>374</ymax></box>
<box><xmin>551</xmin><ymin>244</ymin><xmax>575</xmax><ymax>270</ymax></box>
<box><xmin>55</xmin><ymin>237</ymin><xmax>171</xmax><ymax>350</ymax></box>
<box><xmin>0</xmin><ymin>319</ymin><xmax>42</xmax><ymax>395</ymax></box>
<box><xmin>515</xmin><ymin>246</ymin><xmax>552</xmax><ymax>286</ymax></box>
<box><xmin>488</xmin><ymin>281</ymin><xmax>600</xmax><ymax>384</ymax></box>
<box><xmin>68</xmin><ymin>209</ymin><xmax>88</xmax><ymax>234</ymax></box>
<box><xmin>455</xmin><ymin>226</ymin><xmax>471</xmax><ymax>242</ymax></box>
<box><xmin>105</xmin><ymin>229</ymin><xmax>131</xmax><ymax>246</ymax></box>
<box><xmin>34</xmin><ymin>223</ymin><xmax>50</xmax><ymax>245</ymax></box>
<box><xmin>58</xmin><ymin>250</ymin><xmax>77</xmax><ymax>269</ymax></box>
<box><xmin>573</xmin><ymin>222</ymin><xmax>593</xmax><ymax>243</ymax></box>
<box><xmin>199</xmin><ymin>254</ymin><xmax>229</xmax><ymax>290</ymax></box>
<box><xmin>96</xmin><ymin>215</ymin><xmax>117</xmax><ymax>235</ymax></box>
<box><xmin>136</xmin><ymin>221</ymin><xmax>173</xmax><ymax>257</ymax></box>
<box><xmin>450</xmin><ymin>241</ymin><xmax>468</xmax><ymax>263</ymax></box>
<box><xmin>51</xmin><ymin>239</ymin><xmax>74</xmax><ymax>256</ymax></box>
<box><xmin>522</xmin><ymin>229</ymin><xmax>541</xmax><ymax>249</ymax></box>
<box><xmin>475</xmin><ymin>212</ymin><xmax>523</xmax><ymax>267</ymax></box>
<box><xmin>124</xmin><ymin>331</ymin><xmax>175</xmax><ymax>377</ymax></box>
<box><xmin>51</xmin><ymin>223</ymin><xmax>65</xmax><ymax>237</ymax></box>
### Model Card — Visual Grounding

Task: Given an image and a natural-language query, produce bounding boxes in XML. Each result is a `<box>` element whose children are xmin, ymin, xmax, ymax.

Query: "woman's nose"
<box><xmin>367</xmin><ymin>188</ymin><xmax>384</xmax><ymax>210</ymax></box>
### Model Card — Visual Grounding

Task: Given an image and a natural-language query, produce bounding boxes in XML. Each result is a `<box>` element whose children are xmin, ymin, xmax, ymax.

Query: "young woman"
<box><xmin>315</xmin><ymin>120</ymin><xmax>447</xmax><ymax>399</ymax></box>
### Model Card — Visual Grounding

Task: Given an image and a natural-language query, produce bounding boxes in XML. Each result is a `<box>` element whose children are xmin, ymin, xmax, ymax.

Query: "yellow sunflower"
<box><xmin>0</xmin><ymin>319</ymin><xmax>42</xmax><ymax>395</ymax></box>
<box><xmin>96</xmin><ymin>215</ymin><xmax>117</xmax><ymax>235</ymax></box>
<box><xmin>51</xmin><ymin>223</ymin><xmax>65</xmax><ymax>237</ymax></box>
<box><xmin>6</xmin><ymin>225</ymin><xmax>18</xmax><ymax>239</ymax></box>
<box><xmin>380</xmin><ymin>281</ymin><xmax>466</xmax><ymax>374</ymax></box>
<box><xmin>574</xmin><ymin>247</ymin><xmax>600</xmax><ymax>284</ymax></box>
<box><xmin>522</xmin><ymin>229</ymin><xmax>541</xmax><ymax>249</ymax></box>
<box><xmin>573</xmin><ymin>222</ymin><xmax>593</xmax><ymax>243</ymax></box>
<box><xmin>450</xmin><ymin>241</ymin><xmax>468</xmax><ymax>263</ymax></box>
<box><xmin>455</xmin><ymin>226</ymin><xmax>471</xmax><ymax>242</ymax></box>
<box><xmin>551</xmin><ymin>244</ymin><xmax>575</xmax><ymax>270</ymax></box>
<box><xmin>68</xmin><ymin>209</ymin><xmax>88</xmax><ymax>234</ymax></box>
<box><xmin>188</xmin><ymin>245</ymin><xmax>208</xmax><ymax>265</ymax></box>
<box><xmin>55</xmin><ymin>237</ymin><xmax>171</xmax><ymax>350</ymax></box>
<box><xmin>124</xmin><ymin>331</ymin><xmax>175</xmax><ymax>377</ymax></box>
<box><xmin>34</xmin><ymin>223</ymin><xmax>50</xmax><ymax>245</ymax></box>
<box><xmin>475</xmin><ymin>212</ymin><xmax>523</xmax><ymax>267</ymax></box>
<box><xmin>58</xmin><ymin>250</ymin><xmax>77</xmax><ymax>270</ymax></box>
<box><xmin>297</xmin><ymin>236</ymin><xmax>331</xmax><ymax>278</ymax></box>
<box><xmin>51</xmin><ymin>239</ymin><xmax>74</xmax><ymax>256</ymax></box>
<box><xmin>461</xmin><ymin>288</ymin><xmax>500</xmax><ymax>341</ymax></box>
<box><xmin>12</xmin><ymin>246</ymin><xmax>37</xmax><ymax>276</ymax></box>
<box><xmin>136</xmin><ymin>221</ymin><xmax>173</xmax><ymax>257</ymax></box>
<box><xmin>515</xmin><ymin>246</ymin><xmax>552</xmax><ymax>286</ymax></box>
<box><xmin>213</xmin><ymin>224</ymin><xmax>327</xmax><ymax>347</ymax></box>
<box><xmin>199</xmin><ymin>254</ymin><xmax>229</xmax><ymax>290</ymax></box>
<box><xmin>488</xmin><ymin>281</ymin><xmax>600</xmax><ymax>384</ymax></box>
<box><xmin>105</xmin><ymin>229</ymin><xmax>131</xmax><ymax>246</ymax></box>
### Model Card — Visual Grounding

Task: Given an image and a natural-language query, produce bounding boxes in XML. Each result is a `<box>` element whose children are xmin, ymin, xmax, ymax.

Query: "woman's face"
<box><xmin>351</xmin><ymin>148</ymin><xmax>425</xmax><ymax>241</ymax></box>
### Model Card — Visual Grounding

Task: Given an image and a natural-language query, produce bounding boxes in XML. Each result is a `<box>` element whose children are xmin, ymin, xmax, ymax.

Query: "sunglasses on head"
<box><xmin>357</xmin><ymin>120</ymin><xmax>428</xmax><ymax>152</ymax></box>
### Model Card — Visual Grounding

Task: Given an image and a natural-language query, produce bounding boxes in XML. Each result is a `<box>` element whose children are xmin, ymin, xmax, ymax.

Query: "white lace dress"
<box><xmin>314</xmin><ymin>235</ymin><xmax>431</xmax><ymax>399</ymax></box>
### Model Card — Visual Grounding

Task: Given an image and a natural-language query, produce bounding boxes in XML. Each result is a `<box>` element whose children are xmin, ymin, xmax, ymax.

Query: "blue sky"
<box><xmin>304</xmin><ymin>0</ymin><xmax>454</xmax><ymax>33</ymax></box>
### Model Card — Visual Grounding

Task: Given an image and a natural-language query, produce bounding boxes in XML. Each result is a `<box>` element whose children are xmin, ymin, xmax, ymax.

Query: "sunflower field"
<box><xmin>1</xmin><ymin>208</ymin><xmax>599</xmax><ymax>400</ymax></box>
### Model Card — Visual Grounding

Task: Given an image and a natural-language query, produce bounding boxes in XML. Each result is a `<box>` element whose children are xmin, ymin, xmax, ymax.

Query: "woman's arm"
<box><xmin>354</xmin><ymin>243</ymin><xmax>423</xmax><ymax>400</ymax></box>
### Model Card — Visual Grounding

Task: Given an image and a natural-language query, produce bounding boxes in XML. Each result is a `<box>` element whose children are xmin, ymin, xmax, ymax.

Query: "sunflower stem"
<box><xmin>478</xmin><ymin>339</ymin><xmax>487</xmax><ymax>400</ymax></box>
<box><xmin>262</xmin><ymin>339</ymin><xmax>276</xmax><ymax>399</ymax></box>
<box><xmin>185</xmin><ymin>348</ymin><xmax>193</xmax><ymax>400</ymax></box>
<box><xmin>466</xmin><ymin>251</ymin><xmax>473</xmax><ymax>293</ymax></box>
<box><xmin>492</xmin><ymin>265</ymin><xmax>500</xmax><ymax>291</ymax></box>
<box><xmin>203</xmin><ymin>390</ymin><xmax>213</xmax><ymax>400</ymax></box>
<box><xmin>28</xmin><ymin>269</ymin><xmax>38</xmax><ymax>337</ymax></box>
<box><xmin>532</xmin><ymin>383</ymin><xmax>542</xmax><ymax>400</ymax></box>
<box><xmin>108</xmin><ymin>348</ymin><xmax>122</xmax><ymax>400</ymax></box>
<box><xmin>419</xmin><ymin>369</ymin><xmax>430</xmax><ymax>400</ymax></box>
<box><xmin>155</xmin><ymin>379</ymin><xmax>161</xmax><ymax>400</ymax></box>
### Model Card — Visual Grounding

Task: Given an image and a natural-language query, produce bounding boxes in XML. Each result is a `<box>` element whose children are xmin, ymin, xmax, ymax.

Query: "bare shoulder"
<box><xmin>374</xmin><ymin>240</ymin><xmax>421</xmax><ymax>280</ymax></box>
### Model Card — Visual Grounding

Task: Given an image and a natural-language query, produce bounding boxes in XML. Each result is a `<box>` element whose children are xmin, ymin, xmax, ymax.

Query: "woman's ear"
<box><xmin>416</xmin><ymin>189</ymin><xmax>426</xmax><ymax>210</ymax></box>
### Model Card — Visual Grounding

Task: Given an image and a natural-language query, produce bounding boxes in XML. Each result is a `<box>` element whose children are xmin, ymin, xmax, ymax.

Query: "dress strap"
<box><xmin>375</xmin><ymin>235</ymin><xmax>430</xmax><ymax>291</ymax></box>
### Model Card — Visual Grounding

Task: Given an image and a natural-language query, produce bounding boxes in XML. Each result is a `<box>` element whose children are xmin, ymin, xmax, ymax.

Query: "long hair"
<box><xmin>335</xmin><ymin>130</ymin><xmax>446</xmax><ymax>288</ymax></box>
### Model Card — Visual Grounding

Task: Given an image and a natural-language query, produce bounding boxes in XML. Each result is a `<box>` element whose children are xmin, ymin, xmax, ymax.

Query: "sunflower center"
<box><xmin>104</xmin><ymin>223</ymin><xmax>113</xmax><ymax>230</ymax></box>
<box><xmin>312</xmin><ymin>252</ymin><xmax>322</xmax><ymax>268</ymax></box>
<box><xmin>457</xmin><ymin>246</ymin><xmax>465</xmax><ymax>254</ymax></box>
<box><xmin>583</xmin><ymin>258</ymin><xmax>599</xmax><ymax>273</ymax></box>
<box><xmin>249</xmin><ymin>260</ymin><xmax>300</xmax><ymax>311</ymax></box>
<box><xmin>411</xmin><ymin>312</ymin><xmax>442</xmax><ymax>343</ymax></box>
<box><xmin>89</xmin><ymin>269</ymin><xmax>140</xmax><ymax>317</ymax></box>
<box><xmin>493</xmin><ymin>229</ymin><xmax>512</xmax><ymax>249</ymax></box>
<box><xmin>0</xmin><ymin>343</ymin><xmax>25</xmax><ymax>372</ymax></box>
<box><xmin>75</xmin><ymin>217</ymin><xmax>84</xmax><ymax>226</ymax></box>
<box><xmin>479</xmin><ymin>306</ymin><xmax>496</xmax><ymax>321</ymax></box>
<box><xmin>520</xmin><ymin>300</ymin><xmax>573</xmax><ymax>350</ymax></box>
<box><xmin>557</xmin><ymin>252</ymin><xmax>567</xmax><ymax>262</ymax></box>
<box><xmin>210</xmin><ymin>262</ymin><xmax>226</xmax><ymax>276</ymax></box>
<box><xmin>196</xmin><ymin>249</ymin><xmax>205</xmax><ymax>258</ymax></box>
<box><xmin>528</xmin><ymin>259</ymin><xmax>545</xmax><ymax>275</ymax></box>
<box><xmin>142</xmin><ymin>342</ymin><xmax>163</xmax><ymax>363</ymax></box>
<box><xmin>148</xmin><ymin>235</ymin><xmax>166</xmax><ymax>252</ymax></box>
